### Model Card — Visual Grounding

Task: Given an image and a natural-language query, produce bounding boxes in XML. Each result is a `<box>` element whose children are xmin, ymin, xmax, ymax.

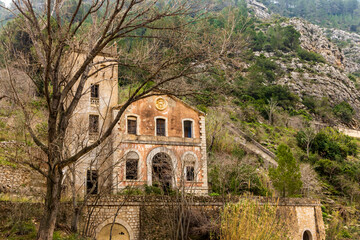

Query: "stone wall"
<box><xmin>0</xmin><ymin>163</ymin><xmax>44</xmax><ymax>195</ymax></box>
<box><xmin>0</xmin><ymin>141</ymin><xmax>46</xmax><ymax>196</ymax></box>
<box><xmin>84</xmin><ymin>196</ymin><xmax>326</xmax><ymax>240</ymax></box>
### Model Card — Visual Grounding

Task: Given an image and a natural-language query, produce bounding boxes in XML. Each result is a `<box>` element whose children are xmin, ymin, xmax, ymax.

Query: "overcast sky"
<box><xmin>2</xmin><ymin>0</ymin><xmax>10</xmax><ymax>7</ymax></box>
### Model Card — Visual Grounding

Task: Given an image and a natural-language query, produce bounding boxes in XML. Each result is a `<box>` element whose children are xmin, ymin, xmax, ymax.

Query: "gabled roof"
<box><xmin>113</xmin><ymin>91</ymin><xmax>205</xmax><ymax>116</ymax></box>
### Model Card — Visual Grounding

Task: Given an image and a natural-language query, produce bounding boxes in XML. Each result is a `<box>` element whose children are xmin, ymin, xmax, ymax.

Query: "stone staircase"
<box><xmin>225</xmin><ymin>123</ymin><xmax>278</xmax><ymax>168</ymax></box>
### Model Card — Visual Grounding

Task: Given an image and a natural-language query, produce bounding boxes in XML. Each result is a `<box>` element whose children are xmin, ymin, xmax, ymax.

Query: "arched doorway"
<box><xmin>303</xmin><ymin>230</ymin><xmax>313</xmax><ymax>240</ymax></box>
<box><xmin>97</xmin><ymin>223</ymin><xmax>130</xmax><ymax>240</ymax></box>
<box><xmin>152</xmin><ymin>152</ymin><xmax>172</xmax><ymax>193</ymax></box>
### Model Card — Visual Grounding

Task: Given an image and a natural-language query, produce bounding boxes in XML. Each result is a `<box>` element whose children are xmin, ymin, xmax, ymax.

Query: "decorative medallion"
<box><xmin>155</xmin><ymin>97</ymin><xmax>167</xmax><ymax>111</ymax></box>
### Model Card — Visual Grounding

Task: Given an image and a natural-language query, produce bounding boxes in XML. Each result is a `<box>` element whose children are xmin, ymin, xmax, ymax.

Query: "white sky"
<box><xmin>2</xmin><ymin>0</ymin><xmax>11</xmax><ymax>7</ymax></box>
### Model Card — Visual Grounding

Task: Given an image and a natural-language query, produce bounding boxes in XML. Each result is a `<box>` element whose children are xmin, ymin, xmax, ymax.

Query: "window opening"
<box><xmin>89</xmin><ymin>115</ymin><xmax>99</xmax><ymax>134</ymax></box>
<box><xmin>184</xmin><ymin>154</ymin><xmax>196</xmax><ymax>182</ymax></box>
<box><xmin>86</xmin><ymin>170</ymin><xmax>98</xmax><ymax>194</ymax></box>
<box><xmin>184</xmin><ymin>120</ymin><xmax>193</xmax><ymax>138</ymax></box>
<box><xmin>156</xmin><ymin>118</ymin><xmax>166</xmax><ymax>136</ymax></box>
<box><xmin>127</xmin><ymin>116</ymin><xmax>137</xmax><ymax>135</ymax></box>
<box><xmin>152</xmin><ymin>152</ymin><xmax>172</xmax><ymax>193</ymax></box>
<box><xmin>126</xmin><ymin>152</ymin><xmax>139</xmax><ymax>180</ymax></box>
<box><xmin>303</xmin><ymin>230</ymin><xmax>312</xmax><ymax>240</ymax></box>
<box><xmin>90</xmin><ymin>84</ymin><xmax>99</xmax><ymax>105</ymax></box>
<box><xmin>186</xmin><ymin>166</ymin><xmax>195</xmax><ymax>181</ymax></box>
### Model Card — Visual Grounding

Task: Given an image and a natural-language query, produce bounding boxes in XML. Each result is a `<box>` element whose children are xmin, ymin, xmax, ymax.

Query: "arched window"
<box><xmin>126</xmin><ymin>151</ymin><xmax>139</xmax><ymax>180</ymax></box>
<box><xmin>127</xmin><ymin>116</ymin><xmax>137</xmax><ymax>135</ymax></box>
<box><xmin>303</xmin><ymin>230</ymin><xmax>312</xmax><ymax>240</ymax></box>
<box><xmin>184</xmin><ymin>154</ymin><xmax>196</xmax><ymax>181</ymax></box>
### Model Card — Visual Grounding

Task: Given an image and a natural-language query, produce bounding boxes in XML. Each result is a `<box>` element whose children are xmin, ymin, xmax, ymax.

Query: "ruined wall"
<box><xmin>0</xmin><ymin>142</ymin><xmax>45</xmax><ymax>195</ymax></box>
<box><xmin>84</xmin><ymin>196</ymin><xmax>325</xmax><ymax>240</ymax></box>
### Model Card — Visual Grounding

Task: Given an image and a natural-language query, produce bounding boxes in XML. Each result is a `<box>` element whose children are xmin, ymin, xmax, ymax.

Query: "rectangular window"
<box><xmin>91</xmin><ymin>84</ymin><xmax>99</xmax><ymax>98</ymax></box>
<box><xmin>127</xmin><ymin>117</ymin><xmax>137</xmax><ymax>135</ymax></box>
<box><xmin>156</xmin><ymin>119</ymin><xmax>166</xmax><ymax>136</ymax></box>
<box><xmin>89</xmin><ymin>115</ymin><xmax>99</xmax><ymax>133</ymax></box>
<box><xmin>186</xmin><ymin>166</ymin><xmax>195</xmax><ymax>181</ymax></box>
<box><xmin>184</xmin><ymin>120</ymin><xmax>193</xmax><ymax>138</ymax></box>
<box><xmin>126</xmin><ymin>159</ymin><xmax>138</xmax><ymax>180</ymax></box>
<box><xmin>86</xmin><ymin>170</ymin><xmax>98</xmax><ymax>194</ymax></box>
<box><xmin>90</xmin><ymin>84</ymin><xmax>99</xmax><ymax>105</ymax></box>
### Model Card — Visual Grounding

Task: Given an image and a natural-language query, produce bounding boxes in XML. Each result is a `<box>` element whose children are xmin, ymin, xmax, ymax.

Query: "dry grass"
<box><xmin>220</xmin><ymin>198</ymin><xmax>288</xmax><ymax>240</ymax></box>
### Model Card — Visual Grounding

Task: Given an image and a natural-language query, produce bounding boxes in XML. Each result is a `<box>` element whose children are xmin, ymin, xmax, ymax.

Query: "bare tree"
<box><xmin>303</xmin><ymin>127</ymin><xmax>316</xmax><ymax>158</ymax></box>
<box><xmin>0</xmin><ymin>1</ymin><xmax>228</xmax><ymax>239</ymax></box>
<box><xmin>300</xmin><ymin>163</ymin><xmax>322</xmax><ymax>197</ymax></box>
<box><xmin>0</xmin><ymin>0</ymin><xmax>252</xmax><ymax>238</ymax></box>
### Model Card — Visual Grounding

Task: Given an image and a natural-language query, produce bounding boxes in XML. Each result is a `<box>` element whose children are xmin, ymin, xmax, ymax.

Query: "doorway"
<box><xmin>97</xmin><ymin>223</ymin><xmax>130</xmax><ymax>240</ymax></box>
<box><xmin>152</xmin><ymin>152</ymin><xmax>173</xmax><ymax>193</ymax></box>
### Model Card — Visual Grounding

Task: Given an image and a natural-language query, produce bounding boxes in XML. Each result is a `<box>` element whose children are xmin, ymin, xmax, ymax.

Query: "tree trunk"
<box><xmin>306</xmin><ymin>142</ymin><xmax>310</xmax><ymax>157</ymax></box>
<box><xmin>71</xmin><ymin>208</ymin><xmax>80</xmax><ymax>233</ymax></box>
<box><xmin>37</xmin><ymin>168</ymin><xmax>63</xmax><ymax>240</ymax></box>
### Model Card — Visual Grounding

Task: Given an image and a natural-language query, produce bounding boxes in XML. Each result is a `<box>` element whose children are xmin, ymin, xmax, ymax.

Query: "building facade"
<box><xmin>66</xmin><ymin>51</ymin><xmax>208</xmax><ymax>196</ymax></box>
<box><xmin>112</xmin><ymin>94</ymin><xmax>208</xmax><ymax>195</ymax></box>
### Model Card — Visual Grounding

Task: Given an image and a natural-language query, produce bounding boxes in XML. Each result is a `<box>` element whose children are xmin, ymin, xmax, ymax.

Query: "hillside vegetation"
<box><xmin>0</xmin><ymin>0</ymin><xmax>360</xmax><ymax>239</ymax></box>
<box><xmin>259</xmin><ymin>0</ymin><xmax>360</xmax><ymax>33</ymax></box>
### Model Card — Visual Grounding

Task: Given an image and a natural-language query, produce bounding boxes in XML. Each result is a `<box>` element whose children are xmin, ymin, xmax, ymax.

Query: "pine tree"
<box><xmin>269</xmin><ymin>144</ymin><xmax>302</xmax><ymax>197</ymax></box>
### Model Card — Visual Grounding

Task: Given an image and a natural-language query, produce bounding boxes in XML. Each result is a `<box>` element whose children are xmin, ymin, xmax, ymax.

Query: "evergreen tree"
<box><xmin>269</xmin><ymin>144</ymin><xmax>302</xmax><ymax>197</ymax></box>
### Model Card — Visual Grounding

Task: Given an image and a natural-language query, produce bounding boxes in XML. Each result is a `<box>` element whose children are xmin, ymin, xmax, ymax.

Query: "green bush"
<box><xmin>333</xmin><ymin>101</ymin><xmax>354</xmax><ymax>124</ymax></box>
<box><xmin>209</xmin><ymin>163</ymin><xmax>269</xmax><ymax>196</ymax></box>
<box><xmin>251</xmin><ymin>25</ymin><xmax>300</xmax><ymax>52</ymax></box>
<box><xmin>297</xmin><ymin>48</ymin><xmax>326</xmax><ymax>63</ymax></box>
<box><xmin>302</xmin><ymin>95</ymin><xmax>317</xmax><ymax>113</ymax></box>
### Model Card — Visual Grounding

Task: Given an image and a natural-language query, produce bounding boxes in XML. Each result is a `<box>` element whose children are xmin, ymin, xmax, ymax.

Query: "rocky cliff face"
<box><xmin>247</xmin><ymin>0</ymin><xmax>359</xmax><ymax>74</ymax></box>
<box><xmin>246</xmin><ymin>0</ymin><xmax>272</xmax><ymax>19</ymax></box>
<box><xmin>245</xmin><ymin>0</ymin><xmax>360</xmax><ymax>116</ymax></box>
<box><xmin>276</xmin><ymin>57</ymin><xmax>360</xmax><ymax>112</ymax></box>
<box><xmin>326</xmin><ymin>28</ymin><xmax>360</xmax><ymax>74</ymax></box>
<box><xmin>283</xmin><ymin>18</ymin><xmax>347</xmax><ymax>70</ymax></box>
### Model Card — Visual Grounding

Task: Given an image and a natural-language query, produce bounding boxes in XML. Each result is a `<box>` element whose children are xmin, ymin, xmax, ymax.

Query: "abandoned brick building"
<box><xmin>65</xmin><ymin>51</ymin><xmax>208</xmax><ymax>197</ymax></box>
<box><xmin>62</xmin><ymin>51</ymin><xmax>324</xmax><ymax>240</ymax></box>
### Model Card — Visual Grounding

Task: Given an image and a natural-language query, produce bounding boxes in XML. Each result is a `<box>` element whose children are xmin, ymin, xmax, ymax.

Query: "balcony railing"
<box><xmin>91</xmin><ymin>97</ymin><xmax>99</xmax><ymax>106</ymax></box>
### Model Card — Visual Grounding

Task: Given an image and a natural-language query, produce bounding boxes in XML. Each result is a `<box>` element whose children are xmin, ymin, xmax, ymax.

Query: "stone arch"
<box><xmin>96</xmin><ymin>218</ymin><xmax>134</xmax><ymax>240</ymax></box>
<box><xmin>125</xmin><ymin>151</ymin><xmax>140</xmax><ymax>180</ymax></box>
<box><xmin>181</xmin><ymin>151</ymin><xmax>199</xmax><ymax>181</ymax></box>
<box><xmin>302</xmin><ymin>229</ymin><xmax>313</xmax><ymax>240</ymax></box>
<box><xmin>146</xmin><ymin>147</ymin><xmax>178</xmax><ymax>186</ymax></box>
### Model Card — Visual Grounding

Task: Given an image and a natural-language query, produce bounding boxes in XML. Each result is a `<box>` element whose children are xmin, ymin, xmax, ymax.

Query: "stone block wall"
<box><xmin>0</xmin><ymin>164</ymin><xmax>44</xmax><ymax>195</ymax></box>
<box><xmin>84</xmin><ymin>196</ymin><xmax>141</xmax><ymax>239</ymax></box>
<box><xmin>84</xmin><ymin>196</ymin><xmax>325</xmax><ymax>240</ymax></box>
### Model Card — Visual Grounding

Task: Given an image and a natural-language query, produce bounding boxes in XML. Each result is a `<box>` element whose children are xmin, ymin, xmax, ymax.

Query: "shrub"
<box><xmin>220</xmin><ymin>199</ymin><xmax>288</xmax><ymax>240</ymax></box>
<box><xmin>311</xmin><ymin>128</ymin><xmax>356</xmax><ymax>161</ymax></box>
<box><xmin>297</xmin><ymin>48</ymin><xmax>326</xmax><ymax>63</ymax></box>
<box><xmin>302</xmin><ymin>95</ymin><xmax>317</xmax><ymax>113</ymax></box>
<box><xmin>333</xmin><ymin>101</ymin><xmax>354</xmax><ymax>124</ymax></box>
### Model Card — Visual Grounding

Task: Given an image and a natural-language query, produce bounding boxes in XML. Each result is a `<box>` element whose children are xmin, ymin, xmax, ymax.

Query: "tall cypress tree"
<box><xmin>269</xmin><ymin>144</ymin><xmax>303</xmax><ymax>197</ymax></box>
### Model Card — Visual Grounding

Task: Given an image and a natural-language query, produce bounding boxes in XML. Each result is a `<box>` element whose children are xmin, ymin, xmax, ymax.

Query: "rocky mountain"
<box><xmin>247</xmin><ymin>0</ymin><xmax>359</xmax><ymax>74</ymax></box>
<box><xmin>246</xmin><ymin>0</ymin><xmax>360</xmax><ymax>118</ymax></box>
<box><xmin>326</xmin><ymin>28</ymin><xmax>360</xmax><ymax>73</ymax></box>
<box><xmin>282</xmin><ymin>18</ymin><xmax>346</xmax><ymax>69</ymax></box>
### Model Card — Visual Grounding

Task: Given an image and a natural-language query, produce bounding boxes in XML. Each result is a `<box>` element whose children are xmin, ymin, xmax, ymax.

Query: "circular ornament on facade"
<box><xmin>155</xmin><ymin>97</ymin><xmax>168</xmax><ymax>111</ymax></box>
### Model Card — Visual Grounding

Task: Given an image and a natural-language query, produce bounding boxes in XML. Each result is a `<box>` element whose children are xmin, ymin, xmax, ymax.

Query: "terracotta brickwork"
<box><xmin>112</xmin><ymin>95</ymin><xmax>208</xmax><ymax>195</ymax></box>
